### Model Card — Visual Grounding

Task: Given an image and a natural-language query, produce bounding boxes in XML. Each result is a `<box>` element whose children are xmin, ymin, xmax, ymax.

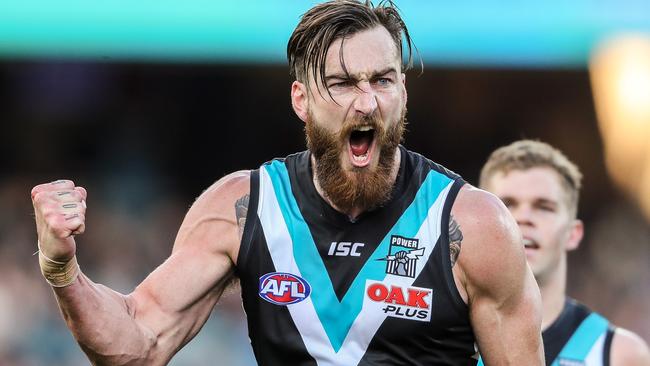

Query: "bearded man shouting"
<box><xmin>30</xmin><ymin>1</ymin><xmax>543</xmax><ymax>365</ymax></box>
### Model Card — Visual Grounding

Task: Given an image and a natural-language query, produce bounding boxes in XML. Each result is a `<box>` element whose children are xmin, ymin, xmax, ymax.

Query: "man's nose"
<box><xmin>512</xmin><ymin>206</ymin><xmax>534</xmax><ymax>227</ymax></box>
<box><xmin>353</xmin><ymin>82</ymin><xmax>378</xmax><ymax>116</ymax></box>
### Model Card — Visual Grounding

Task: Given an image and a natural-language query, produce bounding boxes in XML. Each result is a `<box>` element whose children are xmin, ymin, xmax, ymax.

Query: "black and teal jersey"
<box><xmin>544</xmin><ymin>298</ymin><xmax>615</xmax><ymax>366</ymax></box>
<box><xmin>478</xmin><ymin>298</ymin><xmax>614</xmax><ymax>366</ymax></box>
<box><xmin>236</xmin><ymin>146</ymin><xmax>478</xmax><ymax>365</ymax></box>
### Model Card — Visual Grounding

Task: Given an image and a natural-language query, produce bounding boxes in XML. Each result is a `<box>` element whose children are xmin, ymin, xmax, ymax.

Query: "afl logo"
<box><xmin>259</xmin><ymin>272</ymin><xmax>311</xmax><ymax>305</ymax></box>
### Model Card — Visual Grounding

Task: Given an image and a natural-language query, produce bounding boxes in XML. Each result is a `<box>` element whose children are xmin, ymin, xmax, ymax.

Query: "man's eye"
<box><xmin>329</xmin><ymin>81</ymin><xmax>352</xmax><ymax>88</ymax></box>
<box><xmin>375</xmin><ymin>78</ymin><xmax>392</xmax><ymax>86</ymax></box>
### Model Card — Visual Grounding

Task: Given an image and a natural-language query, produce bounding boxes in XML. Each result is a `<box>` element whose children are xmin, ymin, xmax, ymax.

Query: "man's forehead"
<box><xmin>492</xmin><ymin>168</ymin><xmax>568</xmax><ymax>202</ymax></box>
<box><xmin>322</xmin><ymin>27</ymin><xmax>401</xmax><ymax>77</ymax></box>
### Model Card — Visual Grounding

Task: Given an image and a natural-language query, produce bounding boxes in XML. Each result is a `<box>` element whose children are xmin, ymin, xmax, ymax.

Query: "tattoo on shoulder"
<box><xmin>235</xmin><ymin>194</ymin><xmax>250</xmax><ymax>238</ymax></box>
<box><xmin>448</xmin><ymin>214</ymin><xmax>463</xmax><ymax>267</ymax></box>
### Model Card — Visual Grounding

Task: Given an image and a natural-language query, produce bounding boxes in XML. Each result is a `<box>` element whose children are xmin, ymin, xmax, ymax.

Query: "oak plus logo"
<box><xmin>365</xmin><ymin>280</ymin><xmax>432</xmax><ymax>322</ymax></box>
<box><xmin>258</xmin><ymin>272</ymin><xmax>311</xmax><ymax>305</ymax></box>
<box><xmin>379</xmin><ymin>235</ymin><xmax>424</xmax><ymax>278</ymax></box>
<box><xmin>328</xmin><ymin>241</ymin><xmax>365</xmax><ymax>257</ymax></box>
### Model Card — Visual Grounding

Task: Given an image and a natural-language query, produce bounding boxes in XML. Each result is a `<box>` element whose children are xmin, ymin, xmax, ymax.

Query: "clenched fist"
<box><xmin>31</xmin><ymin>180</ymin><xmax>87</xmax><ymax>262</ymax></box>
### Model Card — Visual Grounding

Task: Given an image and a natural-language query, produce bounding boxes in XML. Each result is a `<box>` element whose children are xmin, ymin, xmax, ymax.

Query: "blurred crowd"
<box><xmin>0</xmin><ymin>176</ymin><xmax>256</xmax><ymax>366</ymax></box>
<box><xmin>0</xmin><ymin>62</ymin><xmax>648</xmax><ymax>365</ymax></box>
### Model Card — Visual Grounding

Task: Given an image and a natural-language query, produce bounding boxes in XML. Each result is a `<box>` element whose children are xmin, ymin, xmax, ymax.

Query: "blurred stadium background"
<box><xmin>1</xmin><ymin>1</ymin><xmax>649</xmax><ymax>365</ymax></box>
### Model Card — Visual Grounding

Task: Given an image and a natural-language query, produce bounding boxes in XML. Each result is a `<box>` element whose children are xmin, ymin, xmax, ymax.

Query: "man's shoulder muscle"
<box><xmin>452</xmin><ymin>185</ymin><xmax>526</xmax><ymax>293</ymax></box>
<box><xmin>452</xmin><ymin>184</ymin><xmax>525</xmax><ymax>265</ymax></box>
<box><xmin>173</xmin><ymin>170</ymin><xmax>251</xmax><ymax>262</ymax></box>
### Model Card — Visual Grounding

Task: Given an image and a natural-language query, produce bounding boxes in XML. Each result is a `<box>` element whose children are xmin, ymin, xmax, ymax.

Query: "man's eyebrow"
<box><xmin>324</xmin><ymin>67</ymin><xmax>398</xmax><ymax>83</ymax></box>
<box><xmin>534</xmin><ymin>198</ymin><xmax>558</xmax><ymax>206</ymax></box>
<box><xmin>369</xmin><ymin>67</ymin><xmax>397</xmax><ymax>78</ymax></box>
<box><xmin>324</xmin><ymin>73</ymin><xmax>350</xmax><ymax>82</ymax></box>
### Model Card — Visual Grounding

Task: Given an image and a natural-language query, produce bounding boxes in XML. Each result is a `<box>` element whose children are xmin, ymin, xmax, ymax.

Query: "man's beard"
<box><xmin>305</xmin><ymin>110</ymin><xmax>406</xmax><ymax>214</ymax></box>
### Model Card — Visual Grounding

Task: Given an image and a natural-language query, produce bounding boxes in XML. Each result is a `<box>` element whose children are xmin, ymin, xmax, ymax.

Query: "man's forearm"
<box><xmin>53</xmin><ymin>272</ymin><xmax>158</xmax><ymax>366</ymax></box>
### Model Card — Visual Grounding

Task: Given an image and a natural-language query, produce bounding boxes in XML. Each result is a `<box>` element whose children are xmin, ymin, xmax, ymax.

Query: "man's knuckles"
<box><xmin>64</xmin><ymin>213</ymin><xmax>85</xmax><ymax>223</ymax></box>
<box><xmin>49</xmin><ymin>179</ymin><xmax>75</xmax><ymax>188</ymax></box>
<box><xmin>31</xmin><ymin>180</ymin><xmax>76</xmax><ymax>199</ymax></box>
<box><xmin>43</xmin><ymin>208</ymin><xmax>84</xmax><ymax>226</ymax></box>
<box><xmin>74</xmin><ymin>186</ymin><xmax>87</xmax><ymax>200</ymax></box>
<box><xmin>47</xmin><ymin>215</ymin><xmax>81</xmax><ymax>238</ymax></box>
<box><xmin>32</xmin><ymin>190</ymin><xmax>50</xmax><ymax>205</ymax></box>
<box><xmin>54</xmin><ymin>190</ymin><xmax>82</xmax><ymax>202</ymax></box>
<box><xmin>33</xmin><ymin>191</ymin><xmax>85</xmax><ymax>209</ymax></box>
<box><xmin>70</xmin><ymin>221</ymin><xmax>86</xmax><ymax>235</ymax></box>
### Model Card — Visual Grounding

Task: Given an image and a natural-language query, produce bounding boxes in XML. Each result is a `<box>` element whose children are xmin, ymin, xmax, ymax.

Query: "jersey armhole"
<box><xmin>439</xmin><ymin>177</ymin><xmax>469</xmax><ymax>316</ymax></box>
<box><xmin>235</xmin><ymin>169</ymin><xmax>260</xmax><ymax>276</ymax></box>
<box><xmin>603</xmin><ymin>325</ymin><xmax>616</xmax><ymax>366</ymax></box>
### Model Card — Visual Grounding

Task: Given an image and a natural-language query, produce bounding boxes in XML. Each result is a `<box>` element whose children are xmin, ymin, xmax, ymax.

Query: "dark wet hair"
<box><xmin>287</xmin><ymin>0</ymin><xmax>418</xmax><ymax>96</ymax></box>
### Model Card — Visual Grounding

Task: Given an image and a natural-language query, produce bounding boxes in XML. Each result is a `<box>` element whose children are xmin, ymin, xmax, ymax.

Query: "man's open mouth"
<box><xmin>348</xmin><ymin>125</ymin><xmax>376</xmax><ymax>167</ymax></box>
<box><xmin>523</xmin><ymin>237</ymin><xmax>540</xmax><ymax>250</ymax></box>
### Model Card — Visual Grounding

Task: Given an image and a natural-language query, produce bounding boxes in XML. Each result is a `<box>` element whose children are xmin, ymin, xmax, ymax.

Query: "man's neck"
<box><xmin>537</xmin><ymin>255</ymin><xmax>568</xmax><ymax>331</ymax></box>
<box><xmin>311</xmin><ymin>148</ymin><xmax>402</xmax><ymax>221</ymax></box>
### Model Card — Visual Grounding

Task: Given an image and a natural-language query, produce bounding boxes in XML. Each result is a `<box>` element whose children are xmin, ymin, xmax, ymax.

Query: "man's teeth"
<box><xmin>356</xmin><ymin>126</ymin><xmax>373</xmax><ymax>132</ymax></box>
<box><xmin>352</xmin><ymin>153</ymin><xmax>368</xmax><ymax>161</ymax></box>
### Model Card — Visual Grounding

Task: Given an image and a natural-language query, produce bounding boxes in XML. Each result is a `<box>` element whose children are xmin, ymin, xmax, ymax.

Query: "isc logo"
<box><xmin>259</xmin><ymin>272</ymin><xmax>311</xmax><ymax>306</ymax></box>
<box><xmin>328</xmin><ymin>242</ymin><xmax>365</xmax><ymax>257</ymax></box>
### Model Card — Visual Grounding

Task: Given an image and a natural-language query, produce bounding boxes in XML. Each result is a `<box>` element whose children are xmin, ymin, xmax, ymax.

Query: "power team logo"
<box><xmin>379</xmin><ymin>235</ymin><xmax>424</xmax><ymax>278</ymax></box>
<box><xmin>259</xmin><ymin>272</ymin><xmax>311</xmax><ymax>305</ymax></box>
<box><xmin>365</xmin><ymin>280</ymin><xmax>432</xmax><ymax>322</ymax></box>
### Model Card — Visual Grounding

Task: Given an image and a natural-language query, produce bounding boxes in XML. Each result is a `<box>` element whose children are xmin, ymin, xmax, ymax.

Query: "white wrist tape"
<box><xmin>37</xmin><ymin>246</ymin><xmax>79</xmax><ymax>288</ymax></box>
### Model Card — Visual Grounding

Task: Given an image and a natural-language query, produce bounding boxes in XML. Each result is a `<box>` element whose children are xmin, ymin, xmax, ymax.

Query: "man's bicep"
<box><xmin>130</xmin><ymin>243</ymin><xmax>234</xmax><ymax>322</ymax></box>
<box><xmin>453</xmin><ymin>188</ymin><xmax>543</xmax><ymax>365</ymax></box>
<box><xmin>127</xmin><ymin>171</ymin><xmax>249</xmax><ymax>359</ymax></box>
<box><xmin>468</xmin><ymin>235</ymin><xmax>543</xmax><ymax>365</ymax></box>
<box><xmin>467</xmin><ymin>228</ymin><xmax>537</xmax><ymax>352</ymax></box>
<box><xmin>123</xmin><ymin>244</ymin><xmax>234</xmax><ymax>362</ymax></box>
<box><xmin>154</xmin><ymin>170</ymin><xmax>248</xmax><ymax>311</ymax></box>
<box><xmin>471</xmin><ymin>272</ymin><xmax>542</xmax><ymax>366</ymax></box>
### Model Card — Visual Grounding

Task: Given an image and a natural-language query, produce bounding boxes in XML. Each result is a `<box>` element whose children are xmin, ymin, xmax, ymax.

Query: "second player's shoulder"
<box><xmin>611</xmin><ymin>327</ymin><xmax>650</xmax><ymax>366</ymax></box>
<box><xmin>564</xmin><ymin>299</ymin><xmax>650</xmax><ymax>366</ymax></box>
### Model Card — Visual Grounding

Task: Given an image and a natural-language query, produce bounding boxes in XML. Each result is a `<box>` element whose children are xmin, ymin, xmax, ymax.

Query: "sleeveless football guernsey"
<box><xmin>544</xmin><ymin>298</ymin><xmax>614</xmax><ymax>366</ymax></box>
<box><xmin>237</xmin><ymin>146</ymin><xmax>477</xmax><ymax>365</ymax></box>
<box><xmin>478</xmin><ymin>298</ymin><xmax>614</xmax><ymax>366</ymax></box>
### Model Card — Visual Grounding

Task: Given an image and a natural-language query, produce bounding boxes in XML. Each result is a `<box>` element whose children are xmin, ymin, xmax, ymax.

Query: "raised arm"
<box><xmin>30</xmin><ymin>171</ymin><xmax>250</xmax><ymax>365</ymax></box>
<box><xmin>451</xmin><ymin>186</ymin><xmax>544</xmax><ymax>365</ymax></box>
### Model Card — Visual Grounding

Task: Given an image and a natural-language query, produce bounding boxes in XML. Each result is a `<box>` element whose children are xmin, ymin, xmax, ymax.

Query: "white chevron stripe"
<box><xmin>583</xmin><ymin>333</ymin><xmax>605</xmax><ymax>366</ymax></box>
<box><xmin>258</xmin><ymin>167</ymin><xmax>335</xmax><ymax>362</ymax></box>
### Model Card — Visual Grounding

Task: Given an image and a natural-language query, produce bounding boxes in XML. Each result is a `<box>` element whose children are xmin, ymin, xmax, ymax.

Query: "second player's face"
<box><xmin>485</xmin><ymin>167</ymin><xmax>581</xmax><ymax>282</ymax></box>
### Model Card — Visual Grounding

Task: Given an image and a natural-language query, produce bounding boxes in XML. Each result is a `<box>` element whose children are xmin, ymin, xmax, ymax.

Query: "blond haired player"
<box><xmin>479</xmin><ymin>140</ymin><xmax>650</xmax><ymax>366</ymax></box>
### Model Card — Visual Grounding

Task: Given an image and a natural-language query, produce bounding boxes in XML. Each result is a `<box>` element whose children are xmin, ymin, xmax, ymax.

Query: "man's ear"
<box><xmin>291</xmin><ymin>81</ymin><xmax>309</xmax><ymax>123</ymax></box>
<box><xmin>566</xmin><ymin>219</ymin><xmax>584</xmax><ymax>251</ymax></box>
